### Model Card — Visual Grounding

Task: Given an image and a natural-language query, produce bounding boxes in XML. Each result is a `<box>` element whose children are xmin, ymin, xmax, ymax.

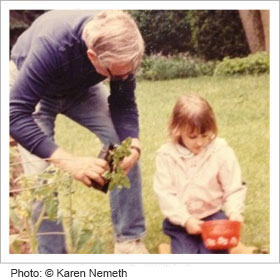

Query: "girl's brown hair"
<box><xmin>168</xmin><ymin>95</ymin><xmax>218</xmax><ymax>143</ymax></box>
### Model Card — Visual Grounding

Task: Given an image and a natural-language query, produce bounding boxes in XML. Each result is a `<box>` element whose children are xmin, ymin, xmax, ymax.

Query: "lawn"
<box><xmin>54</xmin><ymin>74</ymin><xmax>270</xmax><ymax>253</ymax></box>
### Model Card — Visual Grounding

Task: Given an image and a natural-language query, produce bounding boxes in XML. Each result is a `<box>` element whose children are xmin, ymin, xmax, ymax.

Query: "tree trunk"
<box><xmin>260</xmin><ymin>10</ymin><xmax>270</xmax><ymax>53</ymax></box>
<box><xmin>238</xmin><ymin>10</ymin><xmax>265</xmax><ymax>53</ymax></box>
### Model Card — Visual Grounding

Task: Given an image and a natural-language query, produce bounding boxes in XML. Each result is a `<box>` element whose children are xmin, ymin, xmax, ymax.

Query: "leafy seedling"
<box><xmin>90</xmin><ymin>138</ymin><xmax>132</xmax><ymax>193</ymax></box>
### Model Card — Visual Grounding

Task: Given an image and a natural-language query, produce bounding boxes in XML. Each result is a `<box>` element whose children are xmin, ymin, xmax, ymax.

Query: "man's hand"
<box><xmin>120</xmin><ymin>148</ymin><xmax>140</xmax><ymax>174</ymax></box>
<box><xmin>185</xmin><ymin>217</ymin><xmax>204</xmax><ymax>235</ymax></box>
<box><xmin>49</xmin><ymin>148</ymin><xmax>109</xmax><ymax>187</ymax></box>
<box><xmin>120</xmin><ymin>138</ymin><xmax>141</xmax><ymax>174</ymax></box>
<box><xmin>70</xmin><ymin>156</ymin><xmax>109</xmax><ymax>187</ymax></box>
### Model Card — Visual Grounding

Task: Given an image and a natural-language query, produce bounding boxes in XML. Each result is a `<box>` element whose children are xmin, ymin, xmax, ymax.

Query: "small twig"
<box><xmin>10</xmin><ymin>157</ymin><xmax>53</xmax><ymax>167</ymax></box>
<box><xmin>34</xmin><ymin>204</ymin><xmax>46</xmax><ymax>234</ymax></box>
<box><xmin>68</xmin><ymin>180</ymin><xmax>74</xmax><ymax>254</ymax></box>
<box><xmin>9</xmin><ymin>157</ymin><xmax>80</xmax><ymax>167</ymax></box>
<box><xmin>36</xmin><ymin>232</ymin><xmax>65</xmax><ymax>236</ymax></box>
<box><xmin>10</xmin><ymin>174</ymin><xmax>72</xmax><ymax>193</ymax></box>
<box><xmin>24</xmin><ymin>216</ymin><xmax>37</xmax><ymax>254</ymax></box>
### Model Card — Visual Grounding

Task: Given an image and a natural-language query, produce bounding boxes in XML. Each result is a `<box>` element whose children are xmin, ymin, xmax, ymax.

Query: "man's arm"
<box><xmin>10</xmin><ymin>39</ymin><xmax>59</xmax><ymax>159</ymax></box>
<box><xmin>10</xmin><ymin>39</ymin><xmax>110</xmax><ymax>188</ymax></box>
<box><xmin>108</xmin><ymin>75</ymin><xmax>141</xmax><ymax>172</ymax></box>
<box><xmin>108</xmin><ymin>75</ymin><xmax>139</xmax><ymax>141</ymax></box>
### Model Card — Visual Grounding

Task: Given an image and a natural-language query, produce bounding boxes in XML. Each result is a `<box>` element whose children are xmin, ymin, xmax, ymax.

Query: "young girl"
<box><xmin>153</xmin><ymin>95</ymin><xmax>247</xmax><ymax>254</ymax></box>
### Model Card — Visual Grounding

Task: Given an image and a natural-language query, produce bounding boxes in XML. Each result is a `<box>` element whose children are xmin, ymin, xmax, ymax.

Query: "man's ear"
<box><xmin>87</xmin><ymin>49</ymin><xmax>98</xmax><ymax>65</ymax></box>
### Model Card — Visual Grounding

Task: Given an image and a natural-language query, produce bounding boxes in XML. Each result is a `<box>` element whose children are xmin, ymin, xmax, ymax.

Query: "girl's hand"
<box><xmin>229</xmin><ymin>213</ymin><xmax>244</xmax><ymax>223</ymax></box>
<box><xmin>185</xmin><ymin>217</ymin><xmax>204</xmax><ymax>235</ymax></box>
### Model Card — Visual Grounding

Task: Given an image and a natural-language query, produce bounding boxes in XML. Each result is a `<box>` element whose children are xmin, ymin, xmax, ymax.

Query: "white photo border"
<box><xmin>1</xmin><ymin>1</ymin><xmax>279</xmax><ymax>264</ymax></box>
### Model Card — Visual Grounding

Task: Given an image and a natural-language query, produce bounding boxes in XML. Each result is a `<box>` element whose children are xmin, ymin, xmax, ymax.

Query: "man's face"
<box><xmin>87</xmin><ymin>49</ymin><xmax>132</xmax><ymax>80</ymax></box>
<box><xmin>106</xmin><ymin>63</ymin><xmax>133</xmax><ymax>80</ymax></box>
<box><xmin>180</xmin><ymin>131</ymin><xmax>213</xmax><ymax>155</ymax></box>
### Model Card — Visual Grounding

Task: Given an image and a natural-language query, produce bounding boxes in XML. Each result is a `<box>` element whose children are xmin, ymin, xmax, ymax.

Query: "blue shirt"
<box><xmin>10</xmin><ymin>10</ymin><xmax>139</xmax><ymax>159</ymax></box>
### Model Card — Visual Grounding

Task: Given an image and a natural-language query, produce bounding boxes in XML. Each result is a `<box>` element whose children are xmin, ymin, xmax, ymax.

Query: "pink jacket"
<box><xmin>153</xmin><ymin>138</ymin><xmax>247</xmax><ymax>227</ymax></box>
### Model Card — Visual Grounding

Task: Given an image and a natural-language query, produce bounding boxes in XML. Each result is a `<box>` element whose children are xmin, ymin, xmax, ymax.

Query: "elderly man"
<box><xmin>10</xmin><ymin>10</ymin><xmax>148</xmax><ymax>254</ymax></box>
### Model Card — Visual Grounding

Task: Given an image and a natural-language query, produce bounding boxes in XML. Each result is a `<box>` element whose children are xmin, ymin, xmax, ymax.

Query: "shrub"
<box><xmin>129</xmin><ymin>10</ymin><xmax>193</xmax><ymax>55</ymax></box>
<box><xmin>139</xmin><ymin>54</ymin><xmax>217</xmax><ymax>80</ymax></box>
<box><xmin>187</xmin><ymin>10</ymin><xmax>250</xmax><ymax>60</ymax></box>
<box><xmin>214</xmin><ymin>52</ymin><xmax>269</xmax><ymax>76</ymax></box>
<box><xmin>130</xmin><ymin>10</ymin><xmax>249</xmax><ymax>60</ymax></box>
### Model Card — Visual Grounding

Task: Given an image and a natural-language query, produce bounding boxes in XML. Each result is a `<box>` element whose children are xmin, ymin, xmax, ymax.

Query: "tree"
<box><xmin>238</xmin><ymin>10</ymin><xmax>270</xmax><ymax>53</ymax></box>
<box><xmin>260</xmin><ymin>10</ymin><xmax>270</xmax><ymax>52</ymax></box>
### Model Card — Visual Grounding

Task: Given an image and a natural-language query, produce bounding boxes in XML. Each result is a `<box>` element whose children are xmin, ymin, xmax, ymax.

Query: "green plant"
<box><xmin>214</xmin><ymin>52</ymin><xmax>269</xmax><ymax>76</ymax></box>
<box><xmin>9</xmin><ymin>168</ymin><xmax>67</xmax><ymax>253</ymax></box>
<box><xmin>102</xmin><ymin>137</ymin><xmax>132</xmax><ymax>191</ymax></box>
<box><xmin>9</xmin><ymin>164</ymin><xmax>103</xmax><ymax>254</ymax></box>
<box><xmin>9</xmin><ymin>138</ymin><xmax>132</xmax><ymax>253</ymax></box>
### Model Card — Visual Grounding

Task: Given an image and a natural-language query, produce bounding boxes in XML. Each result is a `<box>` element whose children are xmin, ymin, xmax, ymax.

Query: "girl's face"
<box><xmin>181</xmin><ymin>130</ymin><xmax>213</xmax><ymax>155</ymax></box>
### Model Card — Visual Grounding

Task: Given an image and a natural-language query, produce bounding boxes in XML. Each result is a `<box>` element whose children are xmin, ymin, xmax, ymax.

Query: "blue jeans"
<box><xmin>163</xmin><ymin>211</ymin><xmax>229</xmax><ymax>254</ymax></box>
<box><xmin>14</xmin><ymin>81</ymin><xmax>146</xmax><ymax>253</ymax></box>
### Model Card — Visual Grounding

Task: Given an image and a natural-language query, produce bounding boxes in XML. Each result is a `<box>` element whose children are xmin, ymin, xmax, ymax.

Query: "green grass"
<box><xmin>55</xmin><ymin>74</ymin><xmax>270</xmax><ymax>253</ymax></box>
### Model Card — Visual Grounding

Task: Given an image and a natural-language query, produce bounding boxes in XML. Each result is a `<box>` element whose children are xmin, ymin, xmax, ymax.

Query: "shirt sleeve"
<box><xmin>153</xmin><ymin>152</ymin><xmax>191</xmax><ymax>227</ymax></box>
<box><xmin>218</xmin><ymin>146</ymin><xmax>247</xmax><ymax>217</ymax></box>
<box><xmin>108</xmin><ymin>74</ymin><xmax>139</xmax><ymax>141</ymax></box>
<box><xmin>10</xmin><ymin>38</ymin><xmax>60</xmax><ymax>159</ymax></box>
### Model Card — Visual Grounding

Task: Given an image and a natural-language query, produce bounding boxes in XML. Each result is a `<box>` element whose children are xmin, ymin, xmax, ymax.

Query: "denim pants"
<box><xmin>10</xmin><ymin>61</ymin><xmax>146</xmax><ymax>253</ymax></box>
<box><xmin>163</xmin><ymin>211</ymin><xmax>229</xmax><ymax>254</ymax></box>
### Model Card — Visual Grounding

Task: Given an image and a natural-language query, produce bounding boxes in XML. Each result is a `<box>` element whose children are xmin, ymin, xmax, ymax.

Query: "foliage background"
<box><xmin>10</xmin><ymin>10</ymin><xmax>250</xmax><ymax>60</ymax></box>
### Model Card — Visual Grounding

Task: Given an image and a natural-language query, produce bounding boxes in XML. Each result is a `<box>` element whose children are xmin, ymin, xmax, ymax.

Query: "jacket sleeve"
<box><xmin>108</xmin><ymin>74</ymin><xmax>139</xmax><ymax>141</ymax></box>
<box><xmin>10</xmin><ymin>39</ymin><xmax>59</xmax><ymax>159</ymax></box>
<box><xmin>153</xmin><ymin>152</ymin><xmax>191</xmax><ymax>227</ymax></box>
<box><xmin>218</xmin><ymin>147</ymin><xmax>247</xmax><ymax>217</ymax></box>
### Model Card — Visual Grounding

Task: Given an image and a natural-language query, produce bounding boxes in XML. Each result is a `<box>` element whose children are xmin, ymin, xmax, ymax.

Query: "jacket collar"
<box><xmin>158</xmin><ymin>138</ymin><xmax>228</xmax><ymax>163</ymax></box>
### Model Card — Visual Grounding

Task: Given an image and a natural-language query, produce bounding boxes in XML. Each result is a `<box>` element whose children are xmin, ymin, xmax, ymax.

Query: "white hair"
<box><xmin>82</xmin><ymin>10</ymin><xmax>145</xmax><ymax>71</ymax></box>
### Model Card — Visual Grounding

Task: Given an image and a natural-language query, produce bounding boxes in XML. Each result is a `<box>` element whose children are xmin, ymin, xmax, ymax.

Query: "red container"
<box><xmin>201</xmin><ymin>220</ymin><xmax>241</xmax><ymax>250</ymax></box>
